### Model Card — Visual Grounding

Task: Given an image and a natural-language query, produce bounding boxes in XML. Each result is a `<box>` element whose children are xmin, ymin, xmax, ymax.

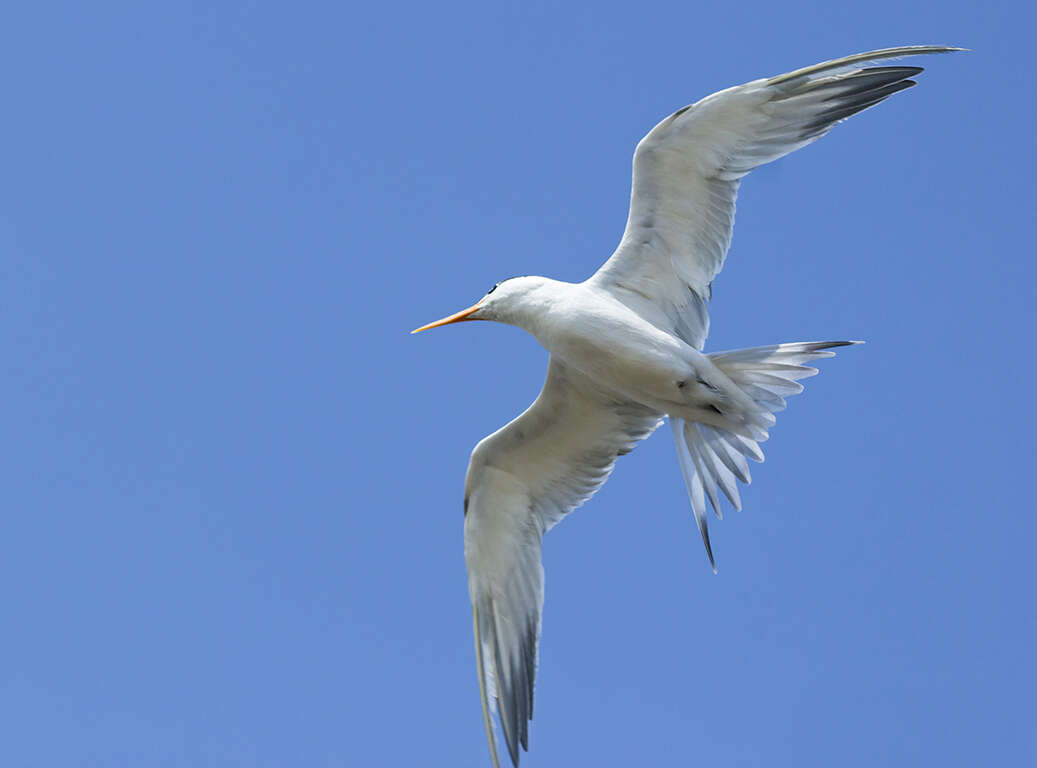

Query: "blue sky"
<box><xmin>1</xmin><ymin>2</ymin><xmax>1033</xmax><ymax>766</ymax></box>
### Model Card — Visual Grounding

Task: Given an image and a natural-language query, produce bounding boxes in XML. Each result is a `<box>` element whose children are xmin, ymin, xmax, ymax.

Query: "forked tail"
<box><xmin>671</xmin><ymin>341</ymin><xmax>860</xmax><ymax>570</ymax></box>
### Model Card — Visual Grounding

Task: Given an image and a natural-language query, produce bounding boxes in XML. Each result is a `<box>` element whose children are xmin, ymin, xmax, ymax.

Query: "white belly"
<box><xmin>533</xmin><ymin>288</ymin><xmax>701</xmax><ymax>408</ymax></box>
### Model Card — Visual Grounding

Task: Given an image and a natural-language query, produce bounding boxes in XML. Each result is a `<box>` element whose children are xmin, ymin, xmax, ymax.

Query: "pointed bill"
<box><xmin>411</xmin><ymin>303</ymin><xmax>482</xmax><ymax>334</ymax></box>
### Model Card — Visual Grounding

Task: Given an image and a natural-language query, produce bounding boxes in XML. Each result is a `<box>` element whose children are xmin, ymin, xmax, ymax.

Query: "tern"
<box><xmin>413</xmin><ymin>45</ymin><xmax>960</xmax><ymax>768</ymax></box>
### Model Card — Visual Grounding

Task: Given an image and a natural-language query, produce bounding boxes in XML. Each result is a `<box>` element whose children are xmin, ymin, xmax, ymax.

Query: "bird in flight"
<box><xmin>413</xmin><ymin>45</ymin><xmax>960</xmax><ymax>768</ymax></box>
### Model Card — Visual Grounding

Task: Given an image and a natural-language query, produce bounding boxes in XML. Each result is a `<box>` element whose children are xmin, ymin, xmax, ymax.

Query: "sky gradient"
<box><xmin>2</xmin><ymin>2</ymin><xmax>1034</xmax><ymax>766</ymax></box>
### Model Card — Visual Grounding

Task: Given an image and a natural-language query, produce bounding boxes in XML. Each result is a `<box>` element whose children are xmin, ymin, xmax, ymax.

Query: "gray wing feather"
<box><xmin>591</xmin><ymin>46</ymin><xmax>960</xmax><ymax>349</ymax></box>
<box><xmin>465</xmin><ymin>359</ymin><xmax>661</xmax><ymax>766</ymax></box>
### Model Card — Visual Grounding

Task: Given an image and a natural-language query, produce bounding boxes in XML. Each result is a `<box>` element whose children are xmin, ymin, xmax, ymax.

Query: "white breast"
<box><xmin>531</xmin><ymin>284</ymin><xmax>696</xmax><ymax>407</ymax></box>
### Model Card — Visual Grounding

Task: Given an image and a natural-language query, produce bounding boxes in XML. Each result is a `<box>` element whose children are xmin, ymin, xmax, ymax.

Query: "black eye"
<box><xmin>487</xmin><ymin>282</ymin><xmax>501</xmax><ymax>295</ymax></box>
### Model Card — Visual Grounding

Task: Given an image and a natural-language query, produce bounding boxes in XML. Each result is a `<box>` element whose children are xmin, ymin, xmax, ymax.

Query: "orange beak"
<box><xmin>410</xmin><ymin>302</ymin><xmax>483</xmax><ymax>334</ymax></box>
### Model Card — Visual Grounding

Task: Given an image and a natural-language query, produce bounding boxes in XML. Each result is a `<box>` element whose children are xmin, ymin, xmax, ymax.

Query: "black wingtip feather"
<box><xmin>491</xmin><ymin>627</ymin><xmax>521</xmax><ymax>767</ymax></box>
<box><xmin>800</xmin><ymin>80</ymin><xmax>916</xmax><ymax>136</ymax></box>
<box><xmin>488</xmin><ymin>601</ymin><xmax>539</xmax><ymax>767</ymax></box>
<box><xmin>807</xmin><ymin>340</ymin><xmax>859</xmax><ymax>351</ymax></box>
<box><xmin>510</xmin><ymin>657</ymin><xmax>526</xmax><ymax>761</ymax></box>
<box><xmin>862</xmin><ymin>64</ymin><xmax>925</xmax><ymax>77</ymax></box>
<box><xmin>810</xmin><ymin>66</ymin><xmax>924</xmax><ymax>103</ymax></box>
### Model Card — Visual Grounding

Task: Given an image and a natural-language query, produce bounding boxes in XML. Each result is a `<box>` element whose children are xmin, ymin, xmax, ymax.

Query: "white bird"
<box><xmin>412</xmin><ymin>45</ymin><xmax>960</xmax><ymax>768</ymax></box>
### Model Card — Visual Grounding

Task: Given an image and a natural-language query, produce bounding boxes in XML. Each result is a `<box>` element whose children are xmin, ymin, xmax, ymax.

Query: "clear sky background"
<box><xmin>1</xmin><ymin>2</ymin><xmax>1033</xmax><ymax>767</ymax></box>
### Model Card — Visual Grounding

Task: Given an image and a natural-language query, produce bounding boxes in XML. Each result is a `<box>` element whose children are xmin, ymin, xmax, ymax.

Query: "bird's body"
<box><xmin>496</xmin><ymin>278</ymin><xmax>709</xmax><ymax>410</ymax></box>
<box><xmin>412</xmin><ymin>45</ymin><xmax>961</xmax><ymax>768</ymax></box>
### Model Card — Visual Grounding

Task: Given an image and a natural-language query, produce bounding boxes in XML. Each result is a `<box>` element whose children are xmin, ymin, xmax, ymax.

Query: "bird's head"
<box><xmin>411</xmin><ymin>276</ymin><xmax>549</xmax><ymax>333</ymax></box>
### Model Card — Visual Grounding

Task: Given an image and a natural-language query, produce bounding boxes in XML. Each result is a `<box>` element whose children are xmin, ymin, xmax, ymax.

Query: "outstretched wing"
<box><xmin>590</xmin><ymin>45</ymin><xmax>961</xmax><ymax>349</ymax></box>
<box><xmin>463</xmin><ymin>359</ymin><xmax>660</xmax><ymax>767</ymax></box>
